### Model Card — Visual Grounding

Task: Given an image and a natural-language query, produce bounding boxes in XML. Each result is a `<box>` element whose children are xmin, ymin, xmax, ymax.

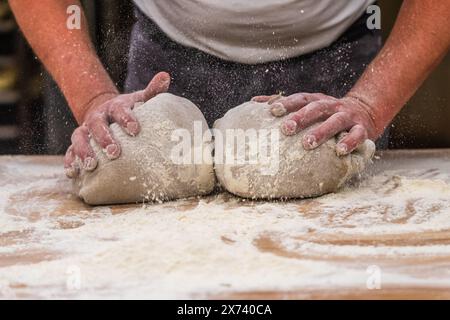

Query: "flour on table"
<box><xmin>1</xmin><ymin>156</ymin><xmax>450</xmax><ymax>299</ymax></box>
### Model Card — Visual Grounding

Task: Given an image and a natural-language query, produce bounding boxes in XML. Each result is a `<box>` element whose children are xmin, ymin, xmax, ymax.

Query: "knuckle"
<box><xmin>95</xmin><ymin>119</ymin><xmax>110</xmax><ymax>132</ymax></box>
<box><xmin>132</xmin><ymin>91</ymin><xmax>146</xmax><ymax>102</ymax></box>
<box><xmin>70</xmin><ymin>130</ymin><xmax>79</xmax><ymax>142</ymax></box>
<box><xmin>344</xmin><ymin>135</ymin><xmax>358</xmax><ymax>147</ymax></box>
<box><xmin>333</xmin><ymin>112</ymin><xmax>350</xmax><ymax>125</ymax></box>
<box><xmin>356</xmin><ymin>124</ymin><xmax>367</xmax><ymax>132</ymax></box>
<box><xmin>288</xmin><ymin>93</ymin><xmax>306</xmax><ymax>104</ymax></box>
<box><xmin>116</xmin><ymin>109</ymin><xmax>135</xmax><ymax>125</ymax></box>
<box><xmin>313</xmin><ymin>93</ymin><xmax>331</xmax><ymax>100</ymax></box>
<box><xmin>86</xmin><ymin>114</ymin><xmax>105</xmax><ymax>128</ymax></box>
<box><xmin>111</xmin><ymin>103</ymin><xmax>132</xmax><ymax>118</ymax></box>
<box><xmin>109</xmin><ymin>101</ymin><xmax>123</xmax><ymax>112</ymax></box>
<box><xmin>95</xmin><ymin>133</ymin><xmax>113</xmax><ymax>148</ymax></box>
<box><xmin>100</xmin><ymin>131</ymin><xmax>115</xmax><ymax>146</ymax></box>
<box><xmin>288</xmin><ymin>111</ymin><xmax>301</xmax><ymax>123</ymax></box>
<box><xmin>74</xmin><ymin>143</ymin><xmax>88</xmax><ymax>157</ymax></box>
<box><xmin>71</xmin><ymin>126</ymin><xmax>86</xmax><ymax>141</ymax></box>
<box><xmin>276</xmin><ymin>96</ymin><xmax>286</xmax><ymax>103</ymax></box>
<box><xmin>308</xmin><ymin>101</ymin><xmax>324</xmax><ymax>111</ymax></box>
<box><xmin>304</xmin><ymin>102</ymin><xmax>328</xmax><ymax>118</ymax></box>
<box><xmin>351</xmin><ymin>124</ymin><xmax>367</xmax><ymax>136</ymax></box>
<box><xmin>289</xmin><ymin>92</ymin><xmax>303</xmax><ymax>100</ymax></box>
<box><xmin>256</xmin><ymin>96</ymin><xmax>269</xmax><ymax>102</ymax></box>
<box><xmin>86</xmin><ymin>121</ymin><xmax>112</xmax><ymax>146</ymax></box>
<box><xmin>359</xmin><ymin>128</ymin><xmax>369</xmax><ymax>140</ymax></box>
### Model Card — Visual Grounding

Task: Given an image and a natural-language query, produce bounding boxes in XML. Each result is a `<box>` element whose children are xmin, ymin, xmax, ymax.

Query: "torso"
<box><xmin>133</xmin><ymin>0</ymin><xmax>376</xmax><ymax>64</ymax></box>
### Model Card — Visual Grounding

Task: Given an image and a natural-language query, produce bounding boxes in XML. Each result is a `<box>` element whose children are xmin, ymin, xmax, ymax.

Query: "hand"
<box><xmin>252</xmin><ymin>93</ymin><xmax>378</xmax><ymax>156</ymax></box>
<box><xmin>64</xmin><ymin>72</ymin><xmax>171</xmax><ymax>178</ymax></box>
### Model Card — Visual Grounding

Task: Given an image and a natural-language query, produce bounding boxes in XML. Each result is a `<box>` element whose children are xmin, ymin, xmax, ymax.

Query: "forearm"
<box><xmin>347</xmin><ymin>0</ymin><xmax>450</xmax><ymax>138</ymax></box>
<box><xmin>9</xmin><ymin>0</ymin><xmax>118</xmax><ymax>123</ymax></box>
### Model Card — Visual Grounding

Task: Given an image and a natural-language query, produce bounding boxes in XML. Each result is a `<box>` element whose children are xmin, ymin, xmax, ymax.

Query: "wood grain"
<box><xmin>1</xmin><ymin>151</ymin><xmax>450</xmax><ymax>299</ymax></box>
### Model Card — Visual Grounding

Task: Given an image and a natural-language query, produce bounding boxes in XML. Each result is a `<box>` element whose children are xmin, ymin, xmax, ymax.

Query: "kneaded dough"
<box><xmin>213</xmin><ymin>100</ymin><xmax>375</xmax><ymax>199</ymax></box>
<box><xmin>74</xmin><ymin>93</ymin><xmax>215</xmax><ymax>205</ymax></box>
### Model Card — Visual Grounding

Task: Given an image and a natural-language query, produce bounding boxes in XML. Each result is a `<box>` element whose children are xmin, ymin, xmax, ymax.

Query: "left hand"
<box><xmin>252</xmin><ymin>93</ymin><xmax>378</xmax><ymax>156</ymax></box>
<box><xmin>64</xmin><ymin>72</ymin><xmax>171</xmax><ymax>178</ymax></box>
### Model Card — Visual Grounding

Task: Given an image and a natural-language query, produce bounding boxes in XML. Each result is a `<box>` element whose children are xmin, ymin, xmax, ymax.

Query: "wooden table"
<box><xmin>1</xmin><ymin>150</ymin><xmax>450</xmax><ymax>299</ymax></box>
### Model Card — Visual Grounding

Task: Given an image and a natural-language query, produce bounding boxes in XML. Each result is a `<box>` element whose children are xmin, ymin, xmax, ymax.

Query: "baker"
<box><xmin>10</xmin><ymin>1</ymin><xmax>450</xmax><ymax>178</ymax></box>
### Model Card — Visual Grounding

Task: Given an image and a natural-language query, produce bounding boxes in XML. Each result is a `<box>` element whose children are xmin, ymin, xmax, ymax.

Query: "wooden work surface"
<box><xmin>1</xmin><ymin>150</ymin><xmax>450</xmax><ymax>299</ymax></box>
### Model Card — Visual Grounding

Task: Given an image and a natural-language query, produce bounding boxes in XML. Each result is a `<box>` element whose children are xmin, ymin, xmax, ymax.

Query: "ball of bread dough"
<box><xmin>213</xmin><ymin>100</ymin><xmax>375</xmax><ymax>199</ymax></box>
<box><xmin>74</xmin><ymin>93</ymin><xmax>215</xmax><ymax>205</ymax></box>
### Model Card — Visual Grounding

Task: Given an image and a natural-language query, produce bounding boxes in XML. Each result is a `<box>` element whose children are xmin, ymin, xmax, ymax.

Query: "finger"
<box><xmin>137</xmin><ymin>71</ymin><xmax>171</xmax><ymax>102</ymax></box>
<box><xmin>281</xmin><ymin>100</ymin><xmax>340</xmax><ymax>136</ymax></box>
<box><xmin>335</xmin><ymin>125</ymin><xmax>368</xmax><ymax>156</ymax></box>
<box><xmin>251</xmin><ymin>94</ymin><xmax>281</xmax><ymax>103</ymax></box>
<box><xmin>270</xmin><ymin>93</ymin><xmax>328</xmax><ymax>117</ymax></box>
<box><xmin>302</xmin><ymin>112</ymin><xmax>354</xmax><ymax>150</ymax></box>
<box><xmin>109</xmin><ymin>104</ymin><xmax>140</xmax><ymax>137</ymax></box>
<box><xmin>64</xmin><ymin>146</ymin><xmax>79</xmax><ymax>178</ymax></box>
<box><xmin>86</xmin><ymin>116</ymin><xmax>121</xmax><ymax>160</ymax></box>
<box><xmin>70</xmin><ymin>126</ymin><xmax>98</xmax><ymax>171</ymax></box>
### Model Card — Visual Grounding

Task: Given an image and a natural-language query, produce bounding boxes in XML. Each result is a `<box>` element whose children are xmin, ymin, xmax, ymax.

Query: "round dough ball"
<box><xmin>74</xmin><ymin>93</ymin><xmax>215</xmax><ymax>205</ymax></box>
<box><xmin>213</xmin><ymin>100</ymin><xmax>375</xmax><ymax>199</ymax></box>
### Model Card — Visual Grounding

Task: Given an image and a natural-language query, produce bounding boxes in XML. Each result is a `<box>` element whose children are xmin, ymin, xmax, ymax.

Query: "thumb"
<box><xmin>354</xmin><ymin>139</ymin><xmax>376</xmax><ymax>161</ymax></box>
<box><xmin>137</xmin><ymin>71</ymin><xmax>171</xmax><ymax>102</ymax></box>
<box><xmin>347</xmin><ymin>139</ymin><xmax>376</xmax><ymax>178</ymax></box>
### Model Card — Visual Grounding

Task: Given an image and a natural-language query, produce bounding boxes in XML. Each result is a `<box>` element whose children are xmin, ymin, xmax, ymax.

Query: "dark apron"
<box><xmin>125</xmin><ymin>5</ymin><xmax>388</xmax><ymax>148</ymax></box>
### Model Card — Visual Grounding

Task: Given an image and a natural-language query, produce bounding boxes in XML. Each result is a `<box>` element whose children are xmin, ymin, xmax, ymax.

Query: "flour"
<box><xmin>1</xmin><ymin>155</ymin><xmax>450</xmax><ymax>298</ymax></box>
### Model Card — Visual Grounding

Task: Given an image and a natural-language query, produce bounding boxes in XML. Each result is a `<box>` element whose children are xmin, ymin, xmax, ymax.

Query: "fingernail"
<box><xmin>83</xmin><ymin>157</ymin><xmax>98</xmax><ymax>171</ymax></box>
<box><xmin>303</xmin><ymin>135</ymin><xmax>318</xmax><ymax>150</ymax></box>
<box><xmin>126</xmin><ymin>121</ymin><xmax>140</xmax><ymax>136</ymax></box>
<box><xmin>336</xmin><ymin>143</ymin><xmax>348</xmax><ymax>156</ymax></box>
<box><xmin>270</xmin><ymin>103</ymin><xmax>287</xmax><ymax>117</ymax></box>
<box><xmin>281</xmin><ymin>119</ymin><xmax>297</xmax><ymax>136</ymax></box>
<box><xmin>105</xmin><ymin>144</ymin><xmax>120</xmax><ymax>160</ymax></box>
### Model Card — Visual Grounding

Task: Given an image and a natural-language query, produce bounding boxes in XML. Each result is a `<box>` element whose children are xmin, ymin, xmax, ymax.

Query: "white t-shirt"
<box><xmin>133</xmin><ymin>0</ymin><xmax>376</xmax><ymax>64</ymax></box>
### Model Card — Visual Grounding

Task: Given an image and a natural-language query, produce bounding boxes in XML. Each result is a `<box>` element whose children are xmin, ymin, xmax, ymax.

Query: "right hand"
<box><xmin>64</xmin><ymin>72</ymin><xmax>171</xmax><ymax>178</ymax></box>
<box><xmin>252</xmin><ymin>92</ymin><xmax>379</xmax><ymax>156</ymax></box>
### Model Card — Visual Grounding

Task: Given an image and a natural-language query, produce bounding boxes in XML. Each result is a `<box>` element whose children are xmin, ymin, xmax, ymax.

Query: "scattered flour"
<box><xmin>1</xmin><ymin>155</ymin><xmax>450</xmax><ymax>298</ymax></box>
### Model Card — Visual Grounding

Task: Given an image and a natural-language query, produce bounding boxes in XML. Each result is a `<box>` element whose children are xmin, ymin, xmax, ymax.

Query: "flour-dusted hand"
<box><xmin>252</xmin><ymin>93</ymin><xmax>378</xmax><ymax>156</ymax></box>
<box><xmin>64</xmin><ymin>72</ymin><xmax>171</xmax><ymax>178</ymax></box>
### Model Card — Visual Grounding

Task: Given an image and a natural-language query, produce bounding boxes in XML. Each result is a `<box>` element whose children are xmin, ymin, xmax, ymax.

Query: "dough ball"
<box><xmin>74</xmin><ymin>93</ymin><xmax>215</xmax><ymax>205</ymax></box>
<box><xmin>213</xmin><ymin>100</ymin><xmax>375</xmax><ymax>199</ymax></box>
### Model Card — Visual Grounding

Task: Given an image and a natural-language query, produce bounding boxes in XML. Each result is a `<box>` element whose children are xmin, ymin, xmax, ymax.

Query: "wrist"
<box><xmin>344</xmin><ymin>91</ymin><xmax>387</xmax><ymax>140</ymax></box>
<box><xmin>76</xmin><ymin>91</ymin><xmax>118</xmax><ymax>124</ymax></box>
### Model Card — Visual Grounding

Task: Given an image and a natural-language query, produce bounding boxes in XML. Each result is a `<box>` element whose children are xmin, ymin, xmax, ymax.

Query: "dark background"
<box><xmin>0</xmin><ymin>0</ymin><xmax>449</xmax><ymax>155</ymax></box>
